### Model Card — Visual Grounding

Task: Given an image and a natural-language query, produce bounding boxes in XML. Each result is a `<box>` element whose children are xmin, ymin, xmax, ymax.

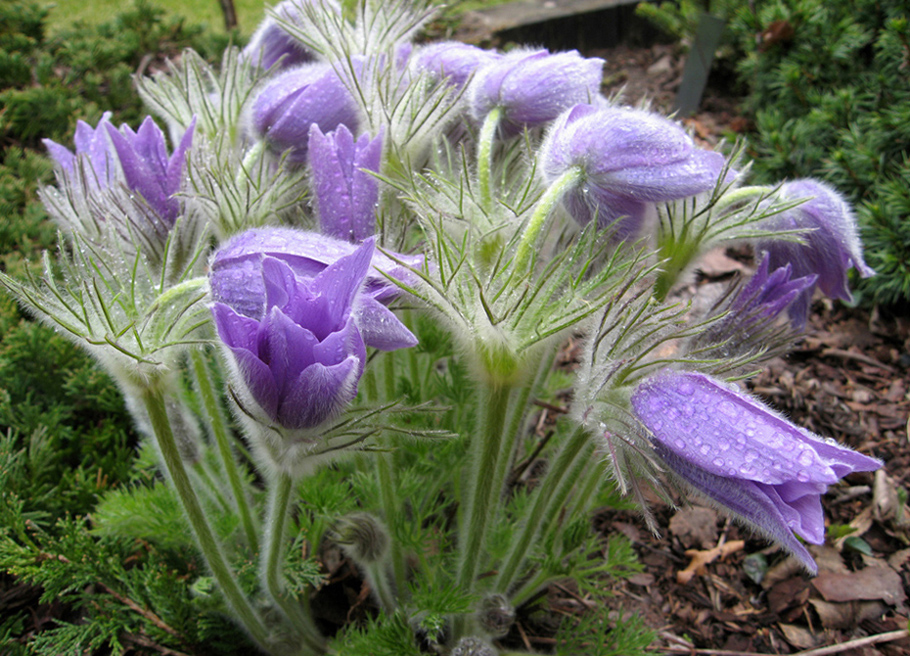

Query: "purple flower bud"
<box><xmin>541</xmin><ymin>104</ymin><xmax>725</xmax><ymax>240</ymax></box>
<box><xmin>213</xmin><ymin>240</ymin><xmax>376</xmax><ymax>430</ymax></box>
<box><xmin>209</xmin><ymin>227</ymin><xmax>419</xmax><ymax>351</ymax></box>
<box><xmin>632</xmin><ymin>369</ymin><xmax>881</xmax><ymax>573</ymax></box>
<box><xmin>43</xmin><ymin>112</ymin><xmax>115</xmax><ymax>186</ymax></box>
<box><xmin>727</xmin><ymin>253</ymin><xmax>818</xmax><ymax>332</ymax></box>
<box><xmin>241</xmin><ymin>0</ymin><xmax>339</xmax><ymax>70</ymax></box>
<box><xmin>469</xmin><ymin>49</ymin><xmax>604</xmax><ymax>134</ymax></box>
<box><xmin>410</xmin><ymin>41</ymin><xmax>501</xmax><ymax>87</ymax></box>
<box><xmin>308</xmin><ymin>123</ymin><xmax>382</xmax><ymax>242</ymax></box>
<box><xmin>251</xmin><ymin>63</ymin><xmax>359</xmax><ymax>164</ymax></box>
<box><xmin>757</xmin><ymin>179</ymin><xmax>874</xmax><ymax>319</ymax></box>
<box><xmin>105</xmin><ymin>116</ymin><xmax>196</xmax><ymax>225</ymax></box>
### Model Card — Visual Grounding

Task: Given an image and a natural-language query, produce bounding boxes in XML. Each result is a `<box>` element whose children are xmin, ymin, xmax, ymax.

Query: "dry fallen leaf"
<box><xmin>677</xmin><ymin>540</ymin><xmax>745</xmax><ymax>584</ymax></box>
<box><xmin>812</xmin><ymin>565</ymin><xmax>907</xmax><ymax>606</ymax></box>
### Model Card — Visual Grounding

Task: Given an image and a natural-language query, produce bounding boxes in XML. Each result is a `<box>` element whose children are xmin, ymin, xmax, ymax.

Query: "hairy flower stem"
<box><xmin>455</xmin><ymin>382</ymin><xmax>513</xmax><ymax>594</ymax></box>
<box><xmin>494</xmin><ymin>426</ymin><xmax>594</xmax><ymax>592</ymax></box>
<box><xmin>140</xmin><ymin>384</ymin><xmax>272</xmax><ymax>652</ymax></box>
<box><xmin>513</xmin><ymin>167</ymin><xmax>584</xmax><ymax>273</ymax></box>
<box><xmin>190</xmin><ymin>349</ymin><xmax>259</xmax><ymax>551</ymax></box>
<box><xmin>477</xmin><ymin>106</ymin><xmax>503</xmax><ymax>211</ymax></box>
<box><xmin>377</xmin><ymin>352</ymin><xmax>407</xmax><ymax>601</ymax></box>
<box><xmin>263</xmin><ymin>472</ymin><xmax>326</xmax><ymax>654</ymax></box>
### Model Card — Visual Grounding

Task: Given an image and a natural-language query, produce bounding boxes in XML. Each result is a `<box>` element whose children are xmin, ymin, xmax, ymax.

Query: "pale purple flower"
<box><xmin>241</xmin><ymin>0</ymin><xmax>339</xmax><ymax>69</ymax></box>
<box><xmin>410</xmin><ymin>42</ymin><xmax>501</xmax><ymax>87</ymax></box>
<box><xmin>632</xmin><ymin>369</ymin><xmax>881</xmax><ymax>573</ymax></box>
<box><xmin>308</xmin><ymin>124</ymin><xmax>382</xmax><ymax>242</ymax></box>
<box><xmin>43</xmin><ymin>112</ymin><xmax>115</xmax><ymax>187</ymax></box>
<box><xmin>540</xmin><ymin>104</ymin><xmax>725</xmax><ymax>240</ymax></box>
<box><xmin>209</xmin><ymin>227</ymin><xmax>419</xmax><ymax>351</ymax></box>
<box><xmin>252</xmin><ymin>63</ymin><xmax>359</xmax><ymax>164</ymax></box>
<box><xmin>468</xmin><ymin>49</ymin><xmax>604</xmax><ymax>134</ymax></box>
<box><xmin>757</xmin><ymin>179</ymin><xmax>875</xmax><ymax>320</ymax></box>
<box><xmin>727</xmin><ymin>253</ymin><xmax>818</xmax><ymax>331</ymax></box>
<box><xmin>212</xmin><ymin>239</ymin><xmax>376</xmax><ymax>430</ymax></box>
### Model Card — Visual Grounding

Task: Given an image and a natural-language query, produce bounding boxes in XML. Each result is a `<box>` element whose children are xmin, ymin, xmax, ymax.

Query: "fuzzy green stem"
<box><xmin>455</xmin><ymin>382</ymin><xmax>513</xmax><ymax>592</ymax></box>
<box><xmin>494</xmin><ymin>427</ymin><xmax>595</xmax><ymax>592</ymax></box>
<box><xmin>513</xmin><ymin>167</ymin><xmax>584</xmax><ymax>273</ymax></box>
<box><xmin>712</xmin><ymin>185</ymin><xmax>771</xmax><ymax>213</ymax></box>
<box><xmin>141</xmin><ymin>384</ymin><xmax>272</xmax><ymax>651</ymax></box>
<box><xmin>263</xmin><ymin>472</ymin><xmax>325</xmax><ymax>653</ymax></box>
<box><xmin>477</xmin><ymin>106</ymin><xmax>503</xmax><ymax>211</ymax></box>
<box><xmin>364</xmin><ymin>560</ymin><xmax>398</xmax><ymax>612</ymax></box>
<box><xmin>191</xmin><ymin>349</ymin><xmax>259</xmax><ymax>551</ymax></box>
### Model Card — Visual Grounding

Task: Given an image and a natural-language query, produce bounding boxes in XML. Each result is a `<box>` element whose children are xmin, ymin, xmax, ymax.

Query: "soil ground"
<box><xmin>514</xmin><ymin>42</ymin><xmax>910</xmax><ymax>656</ymax></box>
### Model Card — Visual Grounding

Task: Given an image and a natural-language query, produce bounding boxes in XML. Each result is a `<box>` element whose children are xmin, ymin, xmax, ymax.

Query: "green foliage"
<box><xmin>555</xmin><ymin>609</ymin><xmax>655</xmax><ymax>656</ymax></box>
<box><xmin>726</xmin><ymin>0</ymin><xmax>910</xmax><ymax>305</ymax></box>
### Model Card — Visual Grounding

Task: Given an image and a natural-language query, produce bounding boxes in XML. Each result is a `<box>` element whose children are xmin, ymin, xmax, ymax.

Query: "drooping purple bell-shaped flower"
<box><xmin>213</xmin><ymin>239</ymin><xmax>378</xmax><ymax>431</ymax></box>
<box><xmin>251</xmin><ymin>63</ymin><xmax>359</xmax><ymax>164</ymax></box>
<box><xmin>241</xmin><ymin>0</ymin><xmax>339</xmax><ymax>69</ymax></box>
<box><xmin>757</xmin><ymin>179</ymin><xmax>874</xmax><ymax>321</ymax></box>
<box><xmin>468</xmin><ymin>49</ymin><xmax>604</xmax><ymax>135</ymax></box>
<box><xmin>631</xmin><ymin>369</ymin><xmax>881</xmax><ymax>573</ymax></box>
<box><xmin>410</xmin><ymin>41</ymin><xmax>501</xmax><ymax>87</ymax></box>
<box><xmin>209</xmin><ymin>227</ymin><xmax>420</xmax><ymax>351</ymax></box>
<box><xmin>540</xmin><ymin>104</ymin><xmax>725</xmax><ymax>241</ymax></box>
<box><xmin>308</xmin><ymin>123</ymin><xmax>383</xmax><ymax>242</ymax></box>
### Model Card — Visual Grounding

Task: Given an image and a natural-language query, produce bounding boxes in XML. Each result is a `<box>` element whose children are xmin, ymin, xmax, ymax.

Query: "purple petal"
<box><xmin>278</xmin><ymin>356</ymin><xmax>361</xmax><ymax>429</ymax></box>
<box><xmin>356</xmin><ymin>295</ymin><xmax>418</xmax><ymax>351</ymax></box>
<box><xmin>259</xmin><ymin>305</ymin><xmax>319</xmax><ymax>394</ymax></box>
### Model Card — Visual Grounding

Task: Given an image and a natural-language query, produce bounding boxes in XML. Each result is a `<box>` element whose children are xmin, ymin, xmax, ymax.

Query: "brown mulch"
<box><xmin>519</xmin><ymin>43</ymin><xmax>910</xmax><ymax>656</ymax></box>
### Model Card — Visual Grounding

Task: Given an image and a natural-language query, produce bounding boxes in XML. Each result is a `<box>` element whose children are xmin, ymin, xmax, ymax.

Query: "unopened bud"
<box><xmin>334</xmin><ymin>512</ymin><xmax>389</xmax><ymax>565</ymax></box>
<box><xmin>450</xmin><ymin>637</ymin><xmax>497</xmax><ymax>656</ymax></box>
<box><xmin>477</xmin><ymin>593</ymin><xmax>515</xmax><ymax>638</ymax></box>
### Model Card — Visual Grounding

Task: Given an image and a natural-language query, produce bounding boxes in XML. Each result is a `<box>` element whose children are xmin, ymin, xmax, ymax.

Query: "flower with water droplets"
<box><xmin>468</xmin><ymin>48</ymin><xmax>604</xmax><ymax>134</ymax></box>
<box><xmin>251</xmin><ymin>63</ymin><xmax>359</xmax><ymax>164</ymax></box>
<box><xmin>212</xmin><ymin>237</ymin><xmax>414</xmax><ymax>432</ymax></box>
<box><xmin>209</xmin><ymin>227</ymin><xmax>419</xmax><ymax>351</ymax></box>
<box><xmin>540</xmin><ymin>104</ymin><xmax>725</xmax><ymax>240</ymax></box>
<box><xmin>757</xmin><ymin>179</ymin><xmax>874</xmax><ymax>321</ymax></box>
<box><xmin>43</xmin><ymin>112</ymin><xmax>115</xmax><ymax>188</ymax></box>
<box><xmin>308</xmin><ymin>123</ymin><xmax>383</xmax><ymax>242</ymax></box>
<box><xmin>631</xmin><ymin>369</ymin><xmax>880</xmax><ymax>573</ymax></box>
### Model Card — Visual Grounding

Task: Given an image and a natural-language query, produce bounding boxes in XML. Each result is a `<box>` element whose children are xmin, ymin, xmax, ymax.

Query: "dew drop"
<box><xmin>712</xmin><ymin>457</ymin><xmax>725</xmax><ymax>468</ymax></box>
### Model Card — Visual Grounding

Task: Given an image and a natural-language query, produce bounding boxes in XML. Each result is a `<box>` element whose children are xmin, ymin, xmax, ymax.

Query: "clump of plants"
<box><xmin>1</xmin><ymin>0</ymin><xmax>883</xmax><ymax>654</ymax></box>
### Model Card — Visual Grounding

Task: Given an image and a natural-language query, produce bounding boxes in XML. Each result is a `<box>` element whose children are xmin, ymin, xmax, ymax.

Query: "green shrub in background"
<box><xmin>0</xmin><ymin>3</ymin><xmax>244</xmax><ymax>652</ymax></box>
<box><xmin>638</xmin><ymin>0</ymin><xmax>910</xmax><ymax>306</ymax></box>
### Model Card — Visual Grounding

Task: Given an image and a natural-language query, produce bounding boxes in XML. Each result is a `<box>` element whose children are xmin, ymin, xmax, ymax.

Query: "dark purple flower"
<box><xmin>252</xmin><ymin>63</ymin><xmax>359</xmax><ymax>164</ymax></box>
<box><xmin>105</xmin><ymin>116</ymin><xmax>196</xmax><ymax>225</ymax></box>
<box><xmin>209</xmin><ymin>227</ymin><xmax>419</xmax><ymax>351</ymax></box>
<box><xmin>468</xmin><ymin>49</ymin><xmax>603</xmax><ymax>134</ymax></box>
<box><xmin>757</xmin><ymin>179</ymin><xmax>874</xmax><ymax>320</ymax></box>
<box><xmin>213</xmin><ymin>239</ymin><xmax>375</xmax><ymax>430</ymax></box>
<box><xmin>632</xmin><ymin>369</ymin><xmax>881</xmax><ymax>573</ymax></box>
<box><xmin>410</xmin><ymin>41</ymin><xmax>501</xmax><ymax>87</ymax></box>
<box><xmin>308</xmin><ymin>123</ymin><xmax>382</xmax><ymax>242</ymax></box>
<box><xmin>241</xmin><ymin>0</ymin><xmax>338</xmax><ymax>70</ymax></box>
<box><xmin>43</xmin><ymin>112</ymin><xmax>115</xmax><ymax>187</ymax></box>
<box><xmin>541</xmin><ymin>104</ymin><xmax>725</xmax><ymax>240</ymax></box>
<box><xmin>726</xmin><ymin>253</ymin><xmax>819</xmax><ymax>332</ymax></box>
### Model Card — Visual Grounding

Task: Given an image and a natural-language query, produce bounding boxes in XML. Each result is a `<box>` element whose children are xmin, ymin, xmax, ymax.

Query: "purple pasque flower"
<box><xmin>105</xmin><ymin>116</ymin><xmax>196</xmax><ymax>225</ymax></box>
<box><xmin>468</xmin><ymin>49</ymin><xmax>603</xmax><ymax>135</ymax></box>
<box><xmin>213</xmin><ymin>239</ymin><xmax>376</xmax><ymax>430</ymax></box>
<box><xmin>757</xmin><ymin>179</ymin><xmax>874</xmax><ymax>320</ymax></box>
<box><xmin>541</xmin><ymin>104</ymin><xmax>725</xmax><ymax>240</ymax></box>
<box><xmin>252</xmin><ymin>63</ymin><xmax>359</xmax><ymax>164</ymax></box>
<box><xmin>209</xmin><ymin>227</ymin><xmax>419</xmax><ymax>351</ymax></box>
<box><xmin>241</xmin><ymin>0</ymin><xmax>339</xmax><ymax>70</ymax></box>
<box><xmin>631</xmin><ymin>369</ymin><xmax>881</xmax><ymax>573</ymax></box>
<box><xmin>725</xmin><ymin>253</ymin><xmax>818</xmax><ymax>331</ymax></box>
<box><xmin>308</xmin><ymin>123</ymin><xmax>382</xmax><ymax>242</ymax></box>
<box><xmin>410</xmin><ymin>41</ymin><xmax>501</xmax><ymax>87</ymax></box>
<box><xmin>43</xmin><ymin>112</ymin><xmax>115</xmax><ymax>187</ymax></box>
<box><xmin>44</xmin><ymin>113</ymin><xmax>195</xmax><ymax>226</ymax></box>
